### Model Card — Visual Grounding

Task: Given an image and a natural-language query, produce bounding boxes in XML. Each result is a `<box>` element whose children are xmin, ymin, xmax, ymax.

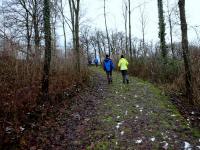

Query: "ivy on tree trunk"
<box><xmin>157</xmin><ymin>0</ymin><xmax>167</xmax><ymax>60</ymax></box>
<box><xmin>41</xmin><ymin>0</ymin><xmax>51</xmax><ymax>99</ymax></box>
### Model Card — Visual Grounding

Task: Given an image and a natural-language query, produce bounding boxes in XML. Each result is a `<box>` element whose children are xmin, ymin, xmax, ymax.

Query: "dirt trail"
<box><xmin>16</xmin><ymin>67</ymin><xmax>200</xmax><ymax>149</ymax></box>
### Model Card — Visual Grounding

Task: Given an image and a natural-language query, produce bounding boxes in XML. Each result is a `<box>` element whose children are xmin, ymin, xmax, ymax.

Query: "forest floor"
<box><xmin>7</xmin><ymin>67</ymin><xmax>200</xmax><ymax>149</ymax></box>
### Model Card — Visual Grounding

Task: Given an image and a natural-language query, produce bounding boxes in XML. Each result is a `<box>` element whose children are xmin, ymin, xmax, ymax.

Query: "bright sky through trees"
<box><xmin>58</xmin><ymin>0</ymin><xmax>200</xmax><ymax>47</ymax></box>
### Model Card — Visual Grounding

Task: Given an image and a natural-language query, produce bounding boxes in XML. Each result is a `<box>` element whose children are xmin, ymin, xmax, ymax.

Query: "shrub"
<box><xmin>0</xmin><ymin>50</ymin><xmax>89</xmax><ymax>145</ymax></box>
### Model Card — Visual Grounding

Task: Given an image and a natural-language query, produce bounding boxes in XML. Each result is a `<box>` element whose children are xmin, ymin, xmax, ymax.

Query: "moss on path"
<box><xmin>86</xmin><ymin>67</ymin><xmax>200</xmax><ymax>149</ymax></box>
<box><xmin>17</xmin><ymin>67</ymin><xmax>200</xmax><ymax>150</ymax></box>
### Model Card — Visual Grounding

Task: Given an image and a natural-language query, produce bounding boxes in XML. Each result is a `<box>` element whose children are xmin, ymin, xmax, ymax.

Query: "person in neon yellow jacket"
<box><xmin>118</xmin><ymin>55</ymin><xmax>129</xmax><ymax>84</ymax></box>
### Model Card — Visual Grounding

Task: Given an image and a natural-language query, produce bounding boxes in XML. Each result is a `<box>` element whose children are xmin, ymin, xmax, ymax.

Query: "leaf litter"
<box><xmin>8</xmin><ymin>69</ymin><xmax>200</xmax><ymax>149</ymax></box>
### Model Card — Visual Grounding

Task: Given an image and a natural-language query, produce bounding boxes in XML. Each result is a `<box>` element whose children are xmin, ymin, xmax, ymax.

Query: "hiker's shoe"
<box><xmin>127</xmin><ymin>79</ymin><xmax>129</xmax><ymax>84</ymax></box>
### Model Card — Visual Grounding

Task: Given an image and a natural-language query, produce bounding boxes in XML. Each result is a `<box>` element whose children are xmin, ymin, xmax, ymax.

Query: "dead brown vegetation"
<box><xmin>0</xmin><ymin>49</ymin><xmax>89</xmax><ymax>147</ymax></box>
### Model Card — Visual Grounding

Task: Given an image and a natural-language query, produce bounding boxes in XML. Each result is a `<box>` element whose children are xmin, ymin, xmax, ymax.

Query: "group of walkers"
<box><xmin>102</xmin><ymin>54</ymin><xmax>129</xmax><ymax>84</ymax></box>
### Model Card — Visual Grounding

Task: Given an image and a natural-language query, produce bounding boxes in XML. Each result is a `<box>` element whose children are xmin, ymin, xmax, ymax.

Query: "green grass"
<box><xmin>87</xmin><ymin>67</ymin><xmax>200</xmax><ymax>148</ymax></box>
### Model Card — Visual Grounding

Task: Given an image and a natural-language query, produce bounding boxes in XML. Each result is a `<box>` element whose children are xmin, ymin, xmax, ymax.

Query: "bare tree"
<box><xmin>68</xmin><ymin>0</ymin><xmax>81</xmax><ymax>72</ymax></box>
<box><xmin>1</xmin><ymin>1</ymin><xmax>24</xmax><ymax>51</ymax></box>
<box><xmin>11</xmin><ymin>0</ymin><xmax>43</xmax><ymax>60</ymax></box>
<box><xmin>166</xmin><ymin>0</ymin><xmax>178</xmax><ymax>59</ymax></box>
<box><xmin>80</xmin><ymin>26</ymin><xmax>90</xmax><ymax>63</ymax></box>
<box><xmin>122</xmin><ymin>0</ymin><xmax>128</xmax><ymax>55</ymax></box>
<box><xmin>68</xmin><ymin>0</ymin><xmax>75</xmax><ymax>49</ymax></box>
<box><xmin>25</xmin><ymin>9</ymin><xmax>32</xmax><ymax>60</ymax></box>
<box><xmin>60</xmin><ymin>0</ymin><xmax>67</xmax><ymax>58</ymax></box>
<box><xmin>41</xmin><ymin>0</ymin><xmax>52</xmax><ymax>99</ymax></box>
<box><xmin>51</xmin><ymin>0</ymin><xmax>59</xmax><ymax>59</ymax></box>
<box><xmin>157</xmin><ymin>0</ymin><xmax>167</xmax><ymax>60</ymax></box>
<box><xmin>178</xmin><ymin>0</ymin><xmax>193</xmax><ymax>103</ymax></box>
<box><xmin>139</xmin><ymin>5</ymin><xmax>148</xmax><ymax>57</ymax></box>
<box><xmin>90</xmin><ymin>35</ymin><xmax>97</xmax><ymax>59</ymax></box>
<box><xmin>99</xmin><ymin>31</ymin><xmax>107</xmax><ymax>55</ymax></box>
<box><xmin>128</xmin><ymin>0</ymin><xmax>133</xmax><ymax>58</ymax></box>
<box><xmin>96</xmin><ymin>31</ymin><xmax>103</xmax><ymax>64</ymax></box>
<box><xmin>104</xmin><ymin>0</ymin><xmax>111</xmax><ymax>56</ymax></box>
<box><xmin>32</xmin><ymin>0</ymin><xmax>42</xmax><ymax>60</ymax></box>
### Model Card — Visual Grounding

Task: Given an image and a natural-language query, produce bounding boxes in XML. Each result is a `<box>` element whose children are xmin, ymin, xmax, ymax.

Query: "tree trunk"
<box><xmin>178</xmin><ymin>0</ymin><xmax>193</xmax><ymax>103</ymax></box>
<box><xmin>124</xmin><ymin>3</ymin><xmax>128</xmax><ymax>55</ymax></box>
<box><xmin>86</xmin><ymin>39</ymin><xmax>89</xmax><ymax>63</ymax></box>
<box><xmin>51</xmin><ymin>0</ymin><xmax>57</xmax><ymax>59</ymax></box>
<box><xmin>169</xmin><ymin>16</ymin><xmax>175</xmax><ymax>58</ymax></box>
<box><xmin>104</xmin><ymin>0</ymin><xmax>111</xmax><ymax>56</ymax></box>
<box><xmin>74</xmin><ymin>0</ymin><xmax>80</xmax><ymax>72</ymax></box>
<box><xmin>157</xmin><ymin>0</ymin><xmax>167</xmax><ymax>60</ymax></box>
<box><xmin>41</xmin><ymin>0</ymin><xmax>52</xmax><ymax>99</ymax></box>
<box><xmin>97</xmin><ymin>32</ymin><xmax>102</xmax><ymax>64</ymax></box>
<box><xmin>69</xmin><ymin>0</ymin><xmax>76</xmax><ymax>49</ymax></box>
<box><xmin>63</xmin><ymin>20</ymin><xmax>67</xmax><ymax>58</ymax></box>
<box><xmin>140</xmin><ymin>6</ymin><xmax>146</xmax><ymax>57</ymax></box>
<box><xmin>2</xmin><ymin>2</ymin><xmax>6</xmax><ymax>52</ymax></box>
<box><xmin>61</xmin><ymin>0</ymin><xmax>67</xmax><ymax>58</ymax></box>
<box><xmin>69</xmin><ymin>0</ymin><xmax>81</xmax><ymax>72</ymax></box>
<box><xmin>102</xmin><ymin>38</ymin><xmax>106</xmax><ymax>55</ymax></box>
<box><xmin>167</xmin><ymin>0</ymin><xmax>175</xmax><ymax>59</ymax></box>
<box><xmin>128</xmin><ymin>0</ymin><xmax>133</xmax><ymax>59</ymax></box>
<box><xmin>33</xmin><ymin>0</ymin><xmax>40</xmax><ymax>61</ymax></box>
<box><xmin>25</xmin><ymin>10</ymin><xmax>31</xmax><ymax>61</ymax></box>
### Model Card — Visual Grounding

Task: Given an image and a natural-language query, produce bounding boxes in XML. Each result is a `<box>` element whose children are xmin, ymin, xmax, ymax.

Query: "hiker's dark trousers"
<box><xmin>121</xmin><ymin>70</ymin><xmax>128</xmax><ymax>83</ymax></box>
<box><xmin>106</xmin><ymin>71</ymin><xmax>112</xmax><ymax>83</ymax></box>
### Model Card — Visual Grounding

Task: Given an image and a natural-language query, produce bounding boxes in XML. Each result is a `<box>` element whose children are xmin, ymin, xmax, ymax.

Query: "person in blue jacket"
<box><xmin>103</xmin><ymin>55</ymin><xmax>114</xmax><ymax>84</ymax></box>
<box><xmin>94</xmin><ymin>58</ymin><xmax>98</xmax><ymax>67</ymax></box>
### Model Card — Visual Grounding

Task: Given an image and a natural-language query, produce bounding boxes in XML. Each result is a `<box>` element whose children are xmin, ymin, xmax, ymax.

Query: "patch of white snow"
<box><xmin>135</xmin><ymin>139</ymin><xmax>142</xmax><ymax>144</ymax></box>
<box><xmin>20</xmin><ymin>126</ymin><xmax>25</xmax><ymax>132</ymax></box>
<box><xmin>120</xmin><ymin>131</ymin><xmax>124</xmax><ymax>135</ymax></box>
<box><xmin>150</xmin><ymin>137</ymin><xmax>155</xmax><ymax>142</ymax></box>
<box><xmin>125</xmin><ymin>110</ymin><xmax>128</xmax><ymax>115</ymax></box>
<box><xmin>184</xmin><ymin>141</ymin><xmax>192</xmax><ymax>150</ymax></box>
<box><xmin>116</xmin><ymin>122</ymin><xmax>123</xmax><ymax>129</ymax></box>
<box><xmin>161</xmin><ymin>141</ymin><xmax>168</xmax><ymax>150</ymax></box>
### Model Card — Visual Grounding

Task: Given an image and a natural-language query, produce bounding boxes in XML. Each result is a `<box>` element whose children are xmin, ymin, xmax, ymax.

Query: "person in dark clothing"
<box><xmin>103</xmin><ymin>55</ymin><xmax>114</xmax><ymax>84</ymax></box>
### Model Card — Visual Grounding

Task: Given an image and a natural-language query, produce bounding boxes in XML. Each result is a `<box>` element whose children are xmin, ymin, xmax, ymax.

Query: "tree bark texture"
<box><xmin>128</xmin><ymin>0</ymin><xmax>133</xmax><ymax>58</ymax></box>
<box><xmin>71</xmin><ymin>0</ymin><xmax>81</xmax><ymax>72</ymax></box>
<box><xmin>104</xmin><ymin>0</ymin><xmax>111</xmax><ymax>56</ymax></box>
<box><xmin>33</xmin><ymin>0</ymin><xmax>40</xmax><ymax>61</ymax></box>
<box><xmin>178</xmin><ymin>0</ymin><xmax>193</xmax><ymax>103</ymax></box>
<box><xmin>157</xmin><ymin>0</ymin><xmax>167</xmax><ymax>59</ymax></box>
<box><xmin>41</xmin><ymin>0</ymin><xmax>52</xmax><ymax>99</ymax></box>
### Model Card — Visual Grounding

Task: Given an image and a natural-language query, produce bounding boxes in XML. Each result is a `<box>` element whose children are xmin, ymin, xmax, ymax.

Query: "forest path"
<box><xmin>19</xmin><ymin>67</ymin><xmax>200</xmax><ymax>150</ymax></box>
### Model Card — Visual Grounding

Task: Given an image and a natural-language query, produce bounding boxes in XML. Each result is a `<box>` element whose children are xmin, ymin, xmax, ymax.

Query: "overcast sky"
<box><xmin>59</xmin><ymin>0</ymin><xmax>200</xmax><ymax>47</ymax></box>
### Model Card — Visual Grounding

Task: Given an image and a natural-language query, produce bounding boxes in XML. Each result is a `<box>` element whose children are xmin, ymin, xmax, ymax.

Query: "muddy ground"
<box><xmin>2</xmin><ymin>67</ymin><xmax>200</xmax><ymax>150</ymax></box>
